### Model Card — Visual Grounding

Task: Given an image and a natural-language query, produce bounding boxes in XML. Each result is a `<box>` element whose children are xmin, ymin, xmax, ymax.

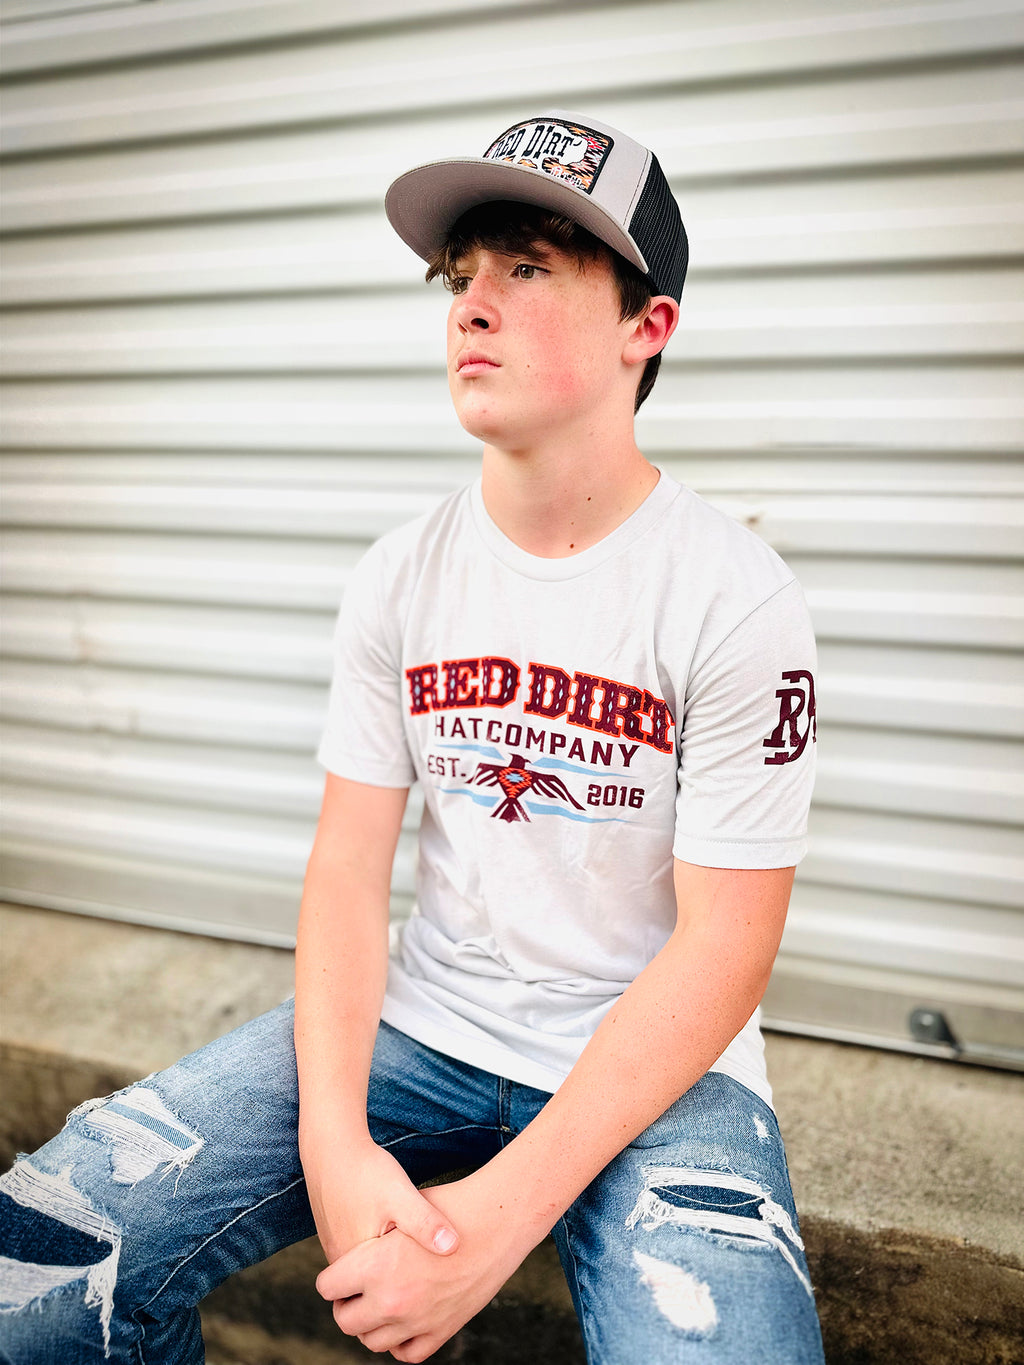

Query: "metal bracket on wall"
<box><xmin>908</xmin><ymin>1007</ymin><xmax>961</xmax><ymax>1052</ymax></box>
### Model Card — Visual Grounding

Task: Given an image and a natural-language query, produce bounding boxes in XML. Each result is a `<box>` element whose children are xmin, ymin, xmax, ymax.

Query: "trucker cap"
<box><xmin>385</xmin><ymin>110</ymin><xmax>688</xmax><ymax>302</ymax></box>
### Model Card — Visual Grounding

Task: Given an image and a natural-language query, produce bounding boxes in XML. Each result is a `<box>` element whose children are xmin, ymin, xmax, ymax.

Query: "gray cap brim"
<box><xmin>384</xmin><ymin>157</ymin><xmax>650</xmax><ymax>276</ymax></box>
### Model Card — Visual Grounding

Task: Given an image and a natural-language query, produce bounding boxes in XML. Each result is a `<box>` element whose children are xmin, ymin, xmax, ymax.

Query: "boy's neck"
<box><xmin>479</xmin><ymin>435</ymin><xmax>659</xmax><ymax>559</ymax></box>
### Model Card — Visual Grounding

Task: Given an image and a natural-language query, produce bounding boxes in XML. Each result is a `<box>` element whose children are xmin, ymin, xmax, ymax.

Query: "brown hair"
<box><xmin>425</xmin><ymin>201</ymin><xmax>662</xmax><ymax>412</ymax></box>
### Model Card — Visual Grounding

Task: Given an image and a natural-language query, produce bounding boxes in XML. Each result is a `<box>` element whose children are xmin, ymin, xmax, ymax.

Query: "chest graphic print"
<box><xmin>406</xmin><ymin>655</ymin><xmax>673</xmax><ymax>825</ymax></box>
<box><xmin>469</xmin><ymin>753</ymin><xmax>584</xmax><ymax>823</ymax></box>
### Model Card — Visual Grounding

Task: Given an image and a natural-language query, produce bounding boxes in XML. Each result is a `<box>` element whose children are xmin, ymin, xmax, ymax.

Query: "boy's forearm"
<box><xmin>293</xmin><ymin>778</ymin><xmax>469</xmax><ymax>1269</ymax></box>
<box><xmin>292</xmin><ymin>776</ymin><xmax>407</xmax><ymax>1161</ymax></box>
<box><xmin>293</xmin><ymin>852</ymin><xmax>390</xmax><ymax>1155</ymax></box>
<box><xmin>467</xmin><ymin>943</ymin><xmax>756</xmax><ymax>1246</ymax></box>
<box><xmin>467</xmin><ymin>864</ymin><xmax>794</xmax><ymax>1251</ymax></box>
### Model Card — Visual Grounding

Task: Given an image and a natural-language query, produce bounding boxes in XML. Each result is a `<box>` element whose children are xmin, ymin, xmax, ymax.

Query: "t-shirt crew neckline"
<box><xmin>469</xmin><ymin>469</ymin><xmax>680</xmax><ymax>582</ymax></box>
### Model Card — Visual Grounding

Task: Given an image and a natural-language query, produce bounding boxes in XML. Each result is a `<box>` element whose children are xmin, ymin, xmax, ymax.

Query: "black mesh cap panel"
<box><xmin>628</xmin><ymin>154</ymin><xmax>688</xmax><ymax>301</ymax></box>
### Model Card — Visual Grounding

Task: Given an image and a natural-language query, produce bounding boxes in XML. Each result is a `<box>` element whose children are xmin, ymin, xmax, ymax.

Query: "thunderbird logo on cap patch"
<box><xmin>483</xmin><ymin>119</ymin><xmax>613</xmax><ymax>195</ymax></box>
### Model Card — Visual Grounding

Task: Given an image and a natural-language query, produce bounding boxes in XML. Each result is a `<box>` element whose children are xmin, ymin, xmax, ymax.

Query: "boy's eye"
<box><xmin>513</xmin><ymin>263</ymin><xmax>538</xmax><ymax>280</ymax></box>
<box><xmin>449</xmin><ymin>276</ymin><xmax>470</xmax><ymax>294</ymax></box>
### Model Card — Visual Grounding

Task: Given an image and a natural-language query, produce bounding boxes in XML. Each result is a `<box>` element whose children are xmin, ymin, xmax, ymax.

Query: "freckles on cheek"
<box><xmin>550</xmin><ymin>375</ymin><xmax>584</xmax><ymax>401</ymax></box>
<box><xmin>547</xmin><ymin>352</ymin><xmax>597</xmax><ymax>401</ymax></box>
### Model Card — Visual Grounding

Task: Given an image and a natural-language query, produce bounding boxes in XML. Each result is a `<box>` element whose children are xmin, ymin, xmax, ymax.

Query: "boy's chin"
<box><xmin>455</xmin><ymin>408</ymin><xmax>513</xmax><ymax>446</ymax></box>
<box><xmin>453</xmin><ymin>397</ymin><xmax>551</xmax><ymax>448</ymax></box>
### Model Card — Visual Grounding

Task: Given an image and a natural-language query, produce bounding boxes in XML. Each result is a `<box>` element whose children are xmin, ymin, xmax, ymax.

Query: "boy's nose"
<box><xmin>453</xmin><ymin>278</ymin><xmax>498</xmax><ymax>332</ymax></box>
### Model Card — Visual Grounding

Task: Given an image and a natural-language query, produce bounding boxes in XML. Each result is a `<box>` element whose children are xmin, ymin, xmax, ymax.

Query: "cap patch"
<box><xmin>483</xmin><ymin>119</ymin><xmax>613</xmax><ymax>196</ymax></box>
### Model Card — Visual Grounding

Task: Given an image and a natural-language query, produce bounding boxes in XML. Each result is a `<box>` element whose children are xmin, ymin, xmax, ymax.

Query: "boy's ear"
<box><xmin>623</xmin><ymin>297</ymin><xmax>679</xmax><ymax>366</ymax></box>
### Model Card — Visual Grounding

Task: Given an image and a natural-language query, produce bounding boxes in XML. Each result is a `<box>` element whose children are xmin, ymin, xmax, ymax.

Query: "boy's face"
<box><xmin>445</xmin><ymin>239</ymin><xmax>638</xmax><ymax>450</ymax></box>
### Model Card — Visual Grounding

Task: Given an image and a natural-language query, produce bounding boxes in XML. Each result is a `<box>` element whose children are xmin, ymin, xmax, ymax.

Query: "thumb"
<box><xmin>395</xmin><ymin>1185</ymin><xmax>459</xmax><ymax>1255</ymax></box>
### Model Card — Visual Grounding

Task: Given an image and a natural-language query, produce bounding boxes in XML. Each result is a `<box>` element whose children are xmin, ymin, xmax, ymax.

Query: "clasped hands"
<box><xmin>316</xmin><ymin>1165</ymin><xmax>529</xmax><ymax>1363</ymax></box>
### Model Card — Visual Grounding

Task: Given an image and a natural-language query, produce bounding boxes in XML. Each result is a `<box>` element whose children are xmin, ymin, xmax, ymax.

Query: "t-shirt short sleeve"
<box><xmin>672</xmin><ymin>578</ymin><xmax>817</xmax><ymax>869</ymax></box>
<box><xmin>317</xmin><ymin>541</ymin><xmax>416</xmax><ymax>788</ymax></box>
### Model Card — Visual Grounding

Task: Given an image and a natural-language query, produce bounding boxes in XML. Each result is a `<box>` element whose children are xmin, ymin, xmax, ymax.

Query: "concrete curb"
<box><xmin>2</xmin><ymin>905</ymin><xmax>1022</xmax><ymax>1362</ymax></box>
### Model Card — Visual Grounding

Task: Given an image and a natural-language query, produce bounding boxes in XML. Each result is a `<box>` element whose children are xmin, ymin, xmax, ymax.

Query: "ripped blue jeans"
<box><xmin>0</xmin><ymin>1001</ymin><xmax>824</xmax><ymax>1364</ymax></box>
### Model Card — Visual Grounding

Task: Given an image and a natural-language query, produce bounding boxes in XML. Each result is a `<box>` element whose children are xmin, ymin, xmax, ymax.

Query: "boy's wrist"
<box><xmin>463</xmin><ymin>1149</ymin><xmax>569</xmax><ymax>1252</ymax></box>
<box><xmin>298</xmin><ymin>1112</ymin><xmax>374</xmax><ymax>1169</ymax></box>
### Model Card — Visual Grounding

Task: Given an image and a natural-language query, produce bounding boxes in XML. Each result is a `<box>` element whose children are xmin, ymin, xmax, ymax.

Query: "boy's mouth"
<box><xmin>456</xmin><ymin>352</ymin><xmax>500</xmax><ymax>374</ymax></box>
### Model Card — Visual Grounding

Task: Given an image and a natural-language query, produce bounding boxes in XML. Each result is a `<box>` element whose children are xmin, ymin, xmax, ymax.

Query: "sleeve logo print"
<box><xmin>762</xmin><ymin>670</ymin><xmax>817</xmax><ymax>766</ymax></box>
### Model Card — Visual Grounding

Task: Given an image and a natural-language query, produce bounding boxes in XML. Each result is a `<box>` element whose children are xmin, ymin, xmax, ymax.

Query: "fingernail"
<box><xmin>433</xmin><ymin>1227</ymin><xmax>457</xmax><ymax>1252</ymax></box>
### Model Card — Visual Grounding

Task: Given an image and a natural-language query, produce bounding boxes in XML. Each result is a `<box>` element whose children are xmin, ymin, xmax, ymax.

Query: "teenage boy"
<box><xmin>0</xmin><ymin>113</ymin><xmax>824</xmax><ymax>1365</ymax></box>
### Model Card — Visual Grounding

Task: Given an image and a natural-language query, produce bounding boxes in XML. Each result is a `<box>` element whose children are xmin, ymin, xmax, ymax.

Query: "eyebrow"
<box><xmin>452</xmin><ymin>241</ymin><xmax>555</xmax><ymax>273</ymax></box>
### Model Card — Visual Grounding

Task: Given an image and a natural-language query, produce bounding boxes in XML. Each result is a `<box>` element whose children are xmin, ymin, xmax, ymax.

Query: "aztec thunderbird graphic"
<box><xmin>469</xmin><ymin>753</ymin><xmax>584</xmax><ymax>823</ymax></box>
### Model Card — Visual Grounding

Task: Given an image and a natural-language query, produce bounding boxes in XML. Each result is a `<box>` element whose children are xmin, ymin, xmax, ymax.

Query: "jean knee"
<box><xmin>0</xmin><ymin>1074</ymin><xmax>208</xmax><ymax>1356</ymax></box>
<box><xmin>1</xmin><ymin>1005</ymin><xmax>303</xmax><ymax>1363</ymax></box>
<box><xmin>1</xmin><ymin>1145</ymin><xmax>124</xmax><ymax>1356</ymax></box>
<box><xmin>601</xmin><ymin>1162</ymin><xmax>822</xmax><ymax>1365</ymax></box>
<box><xmin>554</xmin><ymin>1077</ymin><xmax>826</xmax><ymax>1362</ymax></box>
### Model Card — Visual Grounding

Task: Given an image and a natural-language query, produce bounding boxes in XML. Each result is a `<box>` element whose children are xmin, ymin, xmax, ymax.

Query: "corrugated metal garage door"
<box><xmin>2</xmin><ymin>0</ymin><xmax>1022</xmax><ymax>1067</ymax></box>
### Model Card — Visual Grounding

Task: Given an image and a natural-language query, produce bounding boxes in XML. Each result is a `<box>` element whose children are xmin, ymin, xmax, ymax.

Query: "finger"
<box><xmin>356</xmin><ymin>1324</ymin><xmax>404</xmax><ymax>1354</ymax></box>
<box><xmin>394</xmin><ymin>1184</ymin><xmax>459</xmax><ymax>1255</ymax></box>
<box><xmin>333</xmin><ymin>1293</ymin><xmax>389</xmax><ymax>1339</ymax></box>
<box><xmin>317</xmin><ymin>1244</ymin><xmax>367</xmax><ymax>1301</ymax></box>
<box><xmin>390</xmin><ymin>1334</ymin><xmax>438</xmax><ymax>1364</ymax></box>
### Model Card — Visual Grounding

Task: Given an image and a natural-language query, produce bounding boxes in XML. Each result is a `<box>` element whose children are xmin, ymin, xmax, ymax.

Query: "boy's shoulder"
<box><xmin>651</xmin><ymin>475</ymin><xmax>797</xmax><ymax>603</ymax></box>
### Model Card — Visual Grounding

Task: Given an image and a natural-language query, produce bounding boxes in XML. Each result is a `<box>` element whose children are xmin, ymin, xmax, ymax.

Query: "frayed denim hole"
<box><xmin>0</xmin><ymin>1162</ymin><xmax>122</xmax><ymax>1350</ymax></box>
<box><xmin>0</xmin><ymin>1192</ymin><xmax>107</xmax><ymax>1268</ymax></box>
<box><xmin>648</xmin><ymin>1184</ymin><xmax>762</xmax><ymax>1218</ymax></box>
<box><xmin>80</xmin><ymin>1086</ymin><xmax>204</xmax><ymax>1188</ymax></box>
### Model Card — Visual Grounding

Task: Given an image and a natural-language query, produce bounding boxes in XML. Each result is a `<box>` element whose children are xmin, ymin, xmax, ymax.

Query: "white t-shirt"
<box><xmin>318</xmin><ymin>471</ymin><xmax>817</xmax><ymax>1106</ymax></box>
